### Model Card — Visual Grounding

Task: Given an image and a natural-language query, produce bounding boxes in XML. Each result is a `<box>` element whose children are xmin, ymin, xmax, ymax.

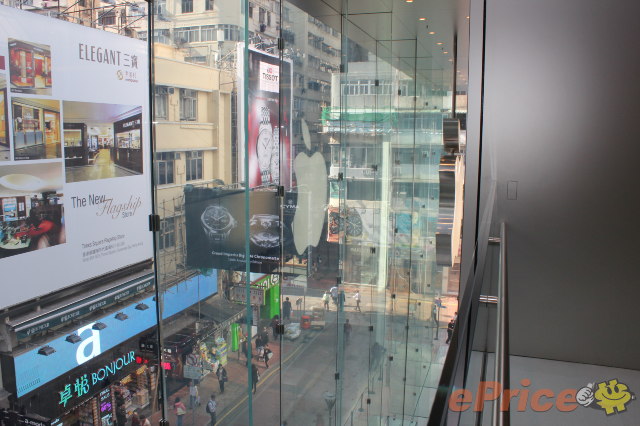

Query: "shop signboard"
<box><xmin>251</xmin><ymin>273</ymin><xmax>280</xmax><ymax>289</ymax></box>
<box><xmin>237</xmin><ymin>46</ymin><xmax>292</xmax><ymax>189</ymax></box>
<box><xmin>229</xmin><ymin>285</ymin><xmax>265</xmax><ymax>305</ymax></box>
<box><xmin>184</xmin><ymin>187</ymin><xmax>294</xmax><ymax>273</ymax></box>
<box><xmin>14</xmin><ymin>275</ymin><xmax>154</xmax><ymax>339</ymax></box>
<box><xmin>56</xmin><ymin>351</ymin><xmax>136</xmax><ymax>410</ymax></box>
<box><xmin>12</xmin><ymin>272</ymin><xmax>217</xmax><ymax>397</ymax></box>
<box><xmin>0</xmin><ymin>6</ymin><xmax>153</xmax><ymax>310</ymax></box>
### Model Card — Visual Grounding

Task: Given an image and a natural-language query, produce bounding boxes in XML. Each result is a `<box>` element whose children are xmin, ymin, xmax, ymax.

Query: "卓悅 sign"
<box><xmin>13</xmin><ymin>272</ymin><xmax>217</xmax><ymax>397</ymax></box>
<box><xmin>0</xmin><ymin>6</ymin><xmax>153</xmax><ymax>310</ymax></box>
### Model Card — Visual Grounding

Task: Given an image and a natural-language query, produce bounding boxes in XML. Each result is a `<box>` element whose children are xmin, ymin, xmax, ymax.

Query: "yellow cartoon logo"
<box><xmin>578</xmin><ymin>379</ymin><xmax>634</xmax><ymax>415</ymax></box>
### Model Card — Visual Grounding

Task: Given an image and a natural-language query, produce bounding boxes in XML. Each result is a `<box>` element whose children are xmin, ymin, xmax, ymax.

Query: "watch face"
<box><xmin>249</xmin><ymin>214</ymin><xmax>280</xmax><ymax>248</ymax></box>
<box><xmin>346</xmin><ymin>210</ymin><xmax>363</xmax><ymax>237</ymax></box>
<box><xmin>257</xmin><ymin>128</ymin><xmax>273</xmax><ymax>175</ymax></box>
<box><xmin>201</xmin><ymin>205</ymin><xmax>234</xmax><ymax>232</ymax></box>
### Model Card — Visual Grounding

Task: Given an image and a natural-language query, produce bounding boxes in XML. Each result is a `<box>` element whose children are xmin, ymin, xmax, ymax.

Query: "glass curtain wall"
<box><xmin>148</xmin><ymin>0</ymin><xmax>454</xmax><ymax>425</ymax></box>
<box><xmin>0</xmin><ymin>0</ymin><xmax>456</xmax><ymax>425</ymax></box>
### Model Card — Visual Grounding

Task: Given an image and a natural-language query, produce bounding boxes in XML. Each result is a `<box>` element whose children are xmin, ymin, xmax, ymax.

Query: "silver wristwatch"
<box><xmin>257</xmin><ymin>107</ymin><xmax>274</xmax><ymax>184</ymax></box>
<box><xmin>201</xmin><ymin>205</ymin><xmax>237</xmax><ymax>241</ymax></box>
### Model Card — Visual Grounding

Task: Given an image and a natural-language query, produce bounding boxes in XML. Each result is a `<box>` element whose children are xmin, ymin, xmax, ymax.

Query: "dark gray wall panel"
<box><xmin>480</xmin><ymin>0</ymin><xmax>640</xmax><ymax>368</ymax></box>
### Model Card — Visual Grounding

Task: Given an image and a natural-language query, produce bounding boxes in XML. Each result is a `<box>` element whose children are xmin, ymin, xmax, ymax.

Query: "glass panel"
<box><xmin>0</xmin><ymin>0</ymin><xmax>461</xmax><ymax>424</ymax></box>
<box><xmin>150</xmin><ymin>0</ymin><xmax>252</xmax><ymax>424</ymax></box>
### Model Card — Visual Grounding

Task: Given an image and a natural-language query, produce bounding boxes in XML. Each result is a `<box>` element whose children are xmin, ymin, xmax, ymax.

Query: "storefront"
<box><xmin>0</xmin><ymin>271</ymin><xmax>218</xmax><ymax>424</ymax></box>
<box><xmin>8</xmin><ymin>39</ymin><xmax>52</xmax><ymax>93</ymax></box>
<box><xmin>154</xmin><ymin>274</ymin><xmax>242</xmax><ymax>394</ymax></box>
<box><xmin>227</xmin><ymin>273</ymin><xmax>280</xmax><ymax>323</ymax></box>
<box><xmin>113</xmin><ymin>114</ymin><xmax>143</xmax><ymax>173</ymax></box>
<box><xmin>11</xmin><ymin>98</ymin><xmax>61</xmax><ymax>160</ymax></box>
<box><xmin>30</xmin><ymin>339</ymin><xmax>157</xmax><ymax>426</ymax></box>
<box><xmin>63</xmin><ymin>104</ymin><xmax>143</xmax><ymax>183</ymax></box>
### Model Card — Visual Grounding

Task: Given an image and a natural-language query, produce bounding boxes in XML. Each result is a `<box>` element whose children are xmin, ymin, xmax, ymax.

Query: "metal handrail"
<box><xmin>427</xmin><ymin>182</ymin><xmax>497</xmax><ymax>426</ymax></box>
<box><xmin>493</xmin><ymin>222</ymin><xmax>510</xmax><ymax>426</ymax></box>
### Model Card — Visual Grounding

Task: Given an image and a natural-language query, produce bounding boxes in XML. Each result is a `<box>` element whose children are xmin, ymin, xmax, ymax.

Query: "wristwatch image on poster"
<box><xmin>244</xmin><ymin>48</ymin><xmax>292</xmax><ymax>189</ymax></box>
<box><xmin>256</xmin><ymin>106</ymin><xmax>280</xmax><ymax>185</ymax></box>
<box><xmin>185</xmin><ymin>187</ymin><xmax>294</xmax><ymax>273</ymax></box>
<box><xmin>201</xmin><ymin>205</ymin><xmax>237</xmax><ymax>241</ymax></box>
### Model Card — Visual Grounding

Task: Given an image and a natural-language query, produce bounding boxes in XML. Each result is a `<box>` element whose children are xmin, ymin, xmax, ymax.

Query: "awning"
<box><xmin>197</xmin><ymin>297</ymin><xmax>245</xmax><ymax>329</ymax></box>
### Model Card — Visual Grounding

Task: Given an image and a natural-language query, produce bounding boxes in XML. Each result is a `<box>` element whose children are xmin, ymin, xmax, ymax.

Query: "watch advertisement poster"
<box><xmin>0</xmin><ymin>7</ymin><xmax>152</xmax><ymax>310</ymax></box>
<box><xmin>184</xmin><ymin>186</ymin><xmax>294</xmax><ymax>273</ymax></box>
<box><xmin>238</xmin><ymin>46</ymin><xmax>292</xmax><ymax>190</ymax></box>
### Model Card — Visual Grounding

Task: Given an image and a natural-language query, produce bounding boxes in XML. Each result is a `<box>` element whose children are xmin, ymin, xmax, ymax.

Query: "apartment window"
<box><xmin>217</xmin><ymin>24</ymin><xmax>240</xmax><ymax>41</ymax></box>
<box><xmin>156</xmin><ymin>152</ymin><xmax>175</xmax><ymax>185</ymax></box>
<box><xmin>186</xmin><ymin>151</ymin><xmax>203</xmax><ymax>181</ymax></box>
<box><xmin>267</xmin><ymin>12</ymin><xmax>271</xmax><ymax>26</ymax></box>
<box><xmin>100</xmin><ymin>10</ymin><xmax>116</xmax><ymax>26</ymax></box>
<box><xmin>201</xmin><ymin>26</ymin><xmax>216</xmax><ymax>41</ymax></box>
<box><xmin>154</xmin><ymin>86</ymin><xmax>169</xmax><ymax>120</ymax></box>
<box><xmin>259</xmin><ymin>7</ymin><xmax>265</xmax><ymax>24</ymax></box>
<box><xmin>308</xmin><ymin>55</ymin><xmax>321</xmax><ymax>68</ymax></box>
<box><xmin>159</xmin><ymin>217</ymin><xmax>176</xmax><ymax>250</ymax></box>
<box><xmin>248</xmin><ymin>3</ymin><xmax>253</xmax><ymax>18</ymax></box>
<box><xmin>308</xmin><ymin>32</ymin><xmax>322</xmax><ymax>49</ymax></box>
<box><xmin>154</xmin><ymin>0</ymin><xmax>166</xmax><ymax>15</ymax></box>
<box><xmin>175</xmin><ymin>27</ymin><xmax>199</xmax><ymax>43</ymax></box>
<box><xmin>181</xmin><ymin>0</ymin><xmax>193</xmax><ymax>13</ymax></box>
<box><xmin>205</xmin><ymin>0</ymin><xmax>213</xmax><ymax>10</ymax></box>
<box><xmin>180</xmin><ymin>89</ymin><xmax>197</xmax><ymax>121</ymax></box>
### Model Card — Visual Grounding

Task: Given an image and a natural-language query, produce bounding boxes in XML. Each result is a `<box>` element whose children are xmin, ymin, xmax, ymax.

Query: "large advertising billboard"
<box><xmin>0</xmin><ymin>6</ymin><xmax>153</xmax><ymax>309</ymax></box>
<box><xmin>238</xmin><ymin>46</ymin><xmax>292</xmax><ymax>189</ymax></box>
<box><xmin>184</xmin><ymin>186</ymin><xmax>295</xmax><ymax>273</ymax></box>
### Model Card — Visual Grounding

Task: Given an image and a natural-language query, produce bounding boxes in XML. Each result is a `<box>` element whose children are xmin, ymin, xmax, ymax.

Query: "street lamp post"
<box><xmin>323</xmin><ymin>391</ymin><xmax>336</xmax><ymax>426</ymax></box>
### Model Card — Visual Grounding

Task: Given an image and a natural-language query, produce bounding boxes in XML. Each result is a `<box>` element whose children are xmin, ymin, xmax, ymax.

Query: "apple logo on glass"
<box><xmin>292</xmin><ymin>119</ymin><xmax>328</xmax><ymax>254</ymax></box>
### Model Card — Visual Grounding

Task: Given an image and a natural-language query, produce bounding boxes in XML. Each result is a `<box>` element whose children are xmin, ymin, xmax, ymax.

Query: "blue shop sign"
<box><xmin>14</xmin><ymin>272</ymin><xmax>217</xmax><ymax>397</ymax></box>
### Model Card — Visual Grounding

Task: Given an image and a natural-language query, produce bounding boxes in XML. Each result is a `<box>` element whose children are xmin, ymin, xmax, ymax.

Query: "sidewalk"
<box><xmin>150</xmin><ymin>334</ymin><xmax>286</xmax><ymax>426</ymax></box>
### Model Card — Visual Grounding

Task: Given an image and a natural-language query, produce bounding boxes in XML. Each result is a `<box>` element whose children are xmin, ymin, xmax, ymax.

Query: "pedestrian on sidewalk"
<box><xmin>343</xmin><ymin>319</ymin><xmax>352</xmax><ymax>343</ymax></box>
<box><xmin>255</xmin><ymin>333</ymin><xmax>263</xmax><ymax>353</ymax></box>
<box><xmin>140</xmin><ymin>415</ymin><xmax>151</xmax><ymax>426</ymax></box>
<box><xmin>339</xmin><ymin>290</ymin><xmax>346</xmax><ymax>309</ymax></box>
<box><xmin>263</xmin><ymin>344</ymin><xmax>273</xmax><ymax>368</ymax></box>
<box><xmin>283</xmin><ymin>297</ymin><xmax>292</xmax><ymax>321</ymax></box>
<box><xmin>260</xmin><ymin>327</ymin><xmax>269</xmax><ymax>345</ymax></box>
<box><xmin>251</xmin><ymin>363</ymin><xmax>259</xmax><ymax>393</ymax></box>
<box><xmin>295</xmin><ymin>297</ymin><xmax>303</xmax><ymax>316</ymax></box>
<box><xmin>173</xmin><ymin>397</ymin><xmax>186</xmax><ymax>426</ymax></box>
<box><xmin>353</xmin><ymin>290</ymin><xmax>361</xmax><ymax>312</ymax></box>
<box><xmin>241</xmin><ymin>336</ymin><xmax>248</xmax><ymax>360</ymax></box>
<box><xmin>446</xmin><ymin>318</ymin><xmax>456</xmax><ymax>344</ymax></box>
<box><xmin>329</xmin><ymin>286</ymin><xmax>338</xmax><ymax>305</ymax></box>
<box><xmin>206</xmin><ymin>394</ymin><xmax>217</xmax><ymax>426</ymax></box>
<box><xmin>271</xmin><ymin>315</ymin><xmax>280</xmax><ymax>339</ymax></box>
<box><xmin>188</xmin><ymin>380</ymin><xmax>199</xmax><ymax>409</ymax></box>
<box><xmin>322</xmin><ymin>291</ymin><xmax>330</xmax><ymax>310</ymax></box>
<box><xmin>216</xmin><ymin>364</ymin><xmax>228</xmax><ymax>393</ymax></box>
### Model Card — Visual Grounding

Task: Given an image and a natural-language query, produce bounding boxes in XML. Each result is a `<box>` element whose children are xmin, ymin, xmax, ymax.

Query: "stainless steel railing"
<box><xmin>493</xmin><ymin>222</ymin><xmax>509</xmax><ymax>426</ymax></box>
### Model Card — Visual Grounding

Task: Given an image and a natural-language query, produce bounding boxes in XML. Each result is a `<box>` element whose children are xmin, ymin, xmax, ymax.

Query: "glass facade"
<box><xmin>0</xmin><ymin>0</ymin><xmax>465</xmax><ymax>425</ymax></box>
